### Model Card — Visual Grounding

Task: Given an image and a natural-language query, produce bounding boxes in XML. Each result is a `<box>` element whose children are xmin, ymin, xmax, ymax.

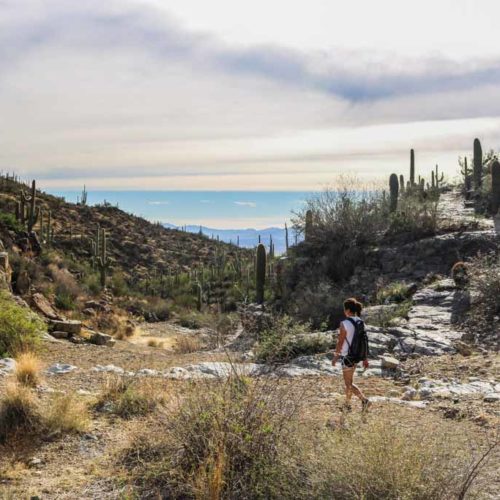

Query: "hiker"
<box><xmin>332</xmin><ymin>298</ymin><xmax>371</xmax><ymax>411</ymax></box>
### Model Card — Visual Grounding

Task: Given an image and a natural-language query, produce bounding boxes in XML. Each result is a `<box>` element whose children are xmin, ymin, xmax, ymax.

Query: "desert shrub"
<box><xmin>110</xmin><ymin>272</ymin><xmax>129</xmax><ymax>297</ymax></box>
<box><xmin>307</xmin><ymin>416</ymin><xmax>496</xmax><ymax>500</ymax></box>
<box><xmin>121</xmin><ymin>376</ymin><xmax>305</xmax><ymax>499</ymax></box>
<box><xmin>388</xmin><ymin>195</ymin><xmax>439</xmax><ymax>241</ymax></box>
<box><xmin>177</xmin><ymin>311</ymin><xmax>211</xmax><ymax>330</ymax></box>
<box><xmin>287</xmin><ymin>282</ymin><xmax>345</xmax><ymax>329</ymax></box>
<box><xmin>44</xmin><ymin>393</ymin><xmax>89</xmax><ymax>434</ymax></box>
<box><xmin>95</xmin><ymin>376</ymin><xmax>162</xmax><ymax>419</ymax></box>
<box><xmin>256</xmin><ymin>315</ymin><xmax>327</xmax><ymax>363</ymax></box>
<box><xmin>0</xmin><ymin>384</ymin><xmax>41</xmax><ymax>443</ymax></box>
<box><xmin>0</xmin><ymin>291</ymin><xmax>45</xmax><ymax>356</ymax></box>
<box><xmin>0</xmin><ymin>211</ymin><xmax>22</xmax><ymax>232</ymax></box>
<box><xmin>14</xmin><ymin>351</ymin><xmax>42</xmax><ymax>387</ymax></box>
<box><xmin>367</xmin><ymin>301</ymin><xmax>412</xmax><ymax>328</ymax></box>
<box><xmin>140</xmin><ymin>297</ymin><xmax>170</xmax><ymax>322</ymax></box>
<box><xmin>173</xmin><ymin>336</ymin><xmax>202</xmax><ymax>354</ymax></box>
<box><xmin>48</xmin><ymin>264</ymin><xmax>80</xmax><ymax>310</ymax></box>
<box><xmin>465</xmin><ymin>254</ymin><xmax>500</xmax><ymax>343</ymax></box>
<box><xmin>147</xmin><ymin>338</ymin><xmax>164</xmax><ymax>348</ymax></box>
<box><xmin>82</xmin><ymin>272</ymin><xmax>101</xmax><ymax>296</ymax></box>
<box><xmin>375</xmin><ymin>281</ymin><xmax>411</xmax><ymax>304</ymax></box>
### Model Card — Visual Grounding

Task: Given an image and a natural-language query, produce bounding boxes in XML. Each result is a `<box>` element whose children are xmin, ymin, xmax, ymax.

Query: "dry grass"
<box><xmin>120</xmin><ymin>374</ymin><xmax>498</xmax><ymax>500</ymax></box>
<box><xmin>44</xmin><ymin>393</ymin><xmax>90</xmax><ymax>434</ymax></box>
<box><xmin>14</xmin><ymin>351</ymin><xmax>42</xmax><ymax>387</ymax></box>
<box><xmin>0</xmin><ymin>383</ymin><xmax>41</xmax><ymax>443</ymax></box>
<box><xmin>147</xmin><ymin>339</ymin><xmax>164</xmax><ymax>348</ymax></box>
<box><xmin>172</xmin><ymin>335</ymin><xmax>202</xmax><ymax>354</ymax></box>
<box><xmin>96</xmin><ymin>375</ymin><xmax>164</xmax><ymax>419</ymax></box>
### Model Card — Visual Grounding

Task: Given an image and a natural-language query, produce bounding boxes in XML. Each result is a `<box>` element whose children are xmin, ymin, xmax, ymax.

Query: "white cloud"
<box><xmin>234</xmin><ymin>201</ymin><xmax>257</xmax><ymax>208</ymax></box>
<box><xmin>147</xmin><ymin>200</ymin><xmax>170</xmax><ymax>205</ymax></box>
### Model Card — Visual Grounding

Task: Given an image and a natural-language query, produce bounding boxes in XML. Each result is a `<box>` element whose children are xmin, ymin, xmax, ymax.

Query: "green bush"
<box><xmin>256</xmin><ymin>315</ymin><xmax>328</xmax><ymax>363</ymax></box>
<box><xmin>0</xmin><ymin>291</ymin><xmax>45</xmax><ymax>356</ymax></box>
<box><xmin>0</xmin><ymin>211</ymin><xmax>22</xmax><ymax>232</ymax></box>
<box><xmin>376</xmin><ymin>281</ymin><xmax>411</xmax><ymax>304</ymax></box>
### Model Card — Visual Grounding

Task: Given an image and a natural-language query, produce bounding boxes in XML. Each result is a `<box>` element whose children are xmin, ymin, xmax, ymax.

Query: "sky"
<box><xmin>1</xmin><ymin>0</ymin><xmax>500</xmax><ymax>194</ymax></box>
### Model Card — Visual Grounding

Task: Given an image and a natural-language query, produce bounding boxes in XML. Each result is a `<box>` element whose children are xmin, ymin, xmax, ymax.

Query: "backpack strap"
<box><xmin>343</xmin><ymin>317</ymin><xmax>358</xmax><ymax>351</ymax></box>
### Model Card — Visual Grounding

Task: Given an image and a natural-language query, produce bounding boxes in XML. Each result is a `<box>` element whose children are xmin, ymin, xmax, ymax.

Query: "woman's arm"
<box><xmin>332</xmin><ymin>323</ymin><xmax>346</xmax><ymax>366</ymax></box>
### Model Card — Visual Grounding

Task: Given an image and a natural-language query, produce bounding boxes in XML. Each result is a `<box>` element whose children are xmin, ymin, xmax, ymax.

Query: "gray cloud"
<box><xmin>2</xmin><ymin>0</ymin><xmax>500</xmax><ymax>103</ymax></box>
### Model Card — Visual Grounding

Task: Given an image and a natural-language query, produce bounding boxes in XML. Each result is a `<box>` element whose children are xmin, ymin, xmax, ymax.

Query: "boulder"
<box><xmin>453</xmin><ymin>340</ymin><xmax>473</xmax><ymax>357</ymax></box>
<box><xmin>15</xmin><ymin>270</ymin><xmax>31</xmax><ymax>295</ymax></box>
<box><xmin>381</xmin><ymin>355</ymin><xmax>400</xmax><ymax>369</ymax></box>
<box><xmin>46</xmin><ymin>363</ymin><xmax>77</xmax><ymax>375</ymax></box>
<box><xmin>50</xmin><ymin>331</ymin><xmax>69</xmax><ymax>340</ymax></box>
<box><xmin>0</xmin><ymin>252</ymin><xmax>12</xmax><ymax>287</ymax></box>
<box><xmin>31</xmin><ymin>293</ymin><xmax>61</xmax><ymax>320</ymax></box>
<box><xmin>89</xmin><ymin>332</ymin><xmax>116</xmax><ymax>347</ymax></box>
<box><xmin>49</xmin><ymin>319</ymin><xmax>82</xmax><ymax>336</ymax></box>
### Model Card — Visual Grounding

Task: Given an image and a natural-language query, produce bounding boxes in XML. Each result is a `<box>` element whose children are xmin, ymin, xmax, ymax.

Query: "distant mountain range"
<box><xmin>164</xmin><ymin>224</ymin><xmax>301</xmax><ymax>254</ymax></box>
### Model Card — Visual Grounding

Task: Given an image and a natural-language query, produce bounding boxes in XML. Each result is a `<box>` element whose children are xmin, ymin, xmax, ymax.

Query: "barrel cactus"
<box><xmin>389</xmin><ymin>173</ymin><xmax>399</xmax><ymax>212</ymax></box>
<box><xmin>255</xmin><ymin>243</ymin><xmax>266</xmax><ymax>304</ymax></box>
<box><xmin>473</xmin><ymin>138</ymin><xmax>482</xmax><ymax>189</ymax></box>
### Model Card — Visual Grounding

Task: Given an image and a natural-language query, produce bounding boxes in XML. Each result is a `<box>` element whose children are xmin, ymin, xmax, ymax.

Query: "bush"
<box><xmin>14</xmin><ymin>351</ymin><xmax>42</xmax><ymax>387</ymax></box>
<box><xmin>173</xmin><ymin>336</ymin><xmax>202</xmax><ymax>354</ymax></box>
<box><xmin>95</xmin><ymin>376</ymin><xmax>162</xmax><ymax>419</ymax></box>
<box><xmin>0</xmin><ymin>211</ymin><xmax>22</xmax><ymax>232</ymax></box>
<box><xmin>375</xmin><ymin>281</ymin><xmax>411</xmax><ymax>304</ymax></box>
<box><xmin>0</xmin><ymin>384</ymin><xmax>41</xmax><ymax>443</ymax></box>
<box><xmin>49</xmin><ymin>264</ymin><xmax>80</xmax><ymax>310</ymax></box>
<box><xmin>44</xmin><ymin>393</ymin><xmax>89</xmax><ymax>434</ymax></box>
<box><xmin>307</xmin><ymin>416</ymin><xmax>495</xmax><ymax>499</ymax></box>
<box><xmin>0</xmin><ymin>291</ymin><xmax>45</xmax><ymax>356</ymax></box>
<box><xmin>256</xmin><ymin>315</ymin><xmax>329</xmax><ymax>363</ymax></box>
<box><xmin>121</xmin><ymin>376</ymin><xmax>305</xmax><ymax>499</ymax></box>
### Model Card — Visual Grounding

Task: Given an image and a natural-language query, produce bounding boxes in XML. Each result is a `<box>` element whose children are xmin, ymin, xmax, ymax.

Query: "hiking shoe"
<box><xmin>361</xmin><ymin>399</ymin><xmax>372</xmax><ymax>412</ymax></box>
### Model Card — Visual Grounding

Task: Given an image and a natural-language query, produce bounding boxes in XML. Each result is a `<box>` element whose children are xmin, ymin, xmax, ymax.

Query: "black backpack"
<box><xmin>345</xmin><ymin>317</ymin><xmax>369</xmax><ymax>363</ymax></box>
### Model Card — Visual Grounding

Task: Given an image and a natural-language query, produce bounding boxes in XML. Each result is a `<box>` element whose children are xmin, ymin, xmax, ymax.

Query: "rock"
<box><xmin>136</xmin><ymin>368</ymin><xmax>159</xmax><ymax>376</ymax></box>
<box><xmin>31</xmin><ymin>293</ymin><xmax>60</xmax><ymax>320</ymax></box>
<box><xmin>46</xmin><ymin>363</ymin><xmax>77</xmax><ymax>375</ymax></box>
<box><xmin>15</xmin><ymin>270</ymin><xmax>31</xmax><ymax>295</ymax></box>
<box><xmin>483</xmin><ymin>393</ymin><xmax>500</xmax><ymax>403</ymax></box>
<box><xmin>82</xmin><ymin>308</ymin><xmax>96</xmax><ymax>316</ymax></box>
<box><xmin>49</xmin><ymin>319</ymin><xmax>82</xmax><ymax>336</ymax></box>
<box><xmin>419</xmin><ymin>387</ymin><xmax>434</xmax><ymax>400</ymax></box>
<box><xmin>91</xmin><ymin>364</ymin><xmax>124</xmax><ymax>374</ymax></box>
<box><xmin>28</xmin><ymin>457</ymin><xmax>43</xmax><ymax>468</ymax></box>
<box><xmin>381</xmin><ymin>355</ymin><xmax>400</xmax><ymax>369</ymax></box>
<box><xmin>50</xmin><ymin>331</ymin><xmax>69</xmax><ymax>340</ymax></box>
<box><xmin>402</xmin><ymin>387</ymin><xmax>417</xmax><ymax>401</ymax></box>
<box><xmin>387</xmin><ymin>389</ymin><xmax>401</xmax><ymax>398</ymax></box>
<box><xmin>369</xmin><ymin>396</ymin><xmax>428</xmax><ymax>409</ymax></box>
<box><xmin>453</xmin><ymin>340</ymin><xmax>473</xmax><ymax>356</ymax></box>
<box><xmin>0</xmin><ymin>358</ymin><xmax>16</xmax><ymax>375</ymax></box>
<box><xmin>89</xmin><ymin>332</ymin><xmax>116</xmax><ymax>347</ymax></box>
<box><xmin>0</xmin><ymin>252</ymin><xmax>12</xmax><ymax>288</ymax></box>
<box><xmin>69</xmin><ymin>336</ymin><xmax>86</xmax><ymax>344</ymax></box>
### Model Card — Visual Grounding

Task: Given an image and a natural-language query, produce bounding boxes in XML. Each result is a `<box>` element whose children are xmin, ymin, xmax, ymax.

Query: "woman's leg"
<box><xmin>343</xmin><ymin>366</ymin><xmax>366</xmax><ymax>402</ymax></box>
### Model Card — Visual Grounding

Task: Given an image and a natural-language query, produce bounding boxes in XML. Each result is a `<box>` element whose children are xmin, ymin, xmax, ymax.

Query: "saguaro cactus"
<box><xmin>473</xmin><ymin>138</ymin><xmax>483</xmax><ymax>190</ymax></box>
<box><xmin>389</xmin><ymin>173</ymin><xmax>399</xmax><ymax>212</ymax></box>
<box><xmin>255</xmin><ymin>243</ymin><xmax>266</xmax><ymax>304</ymax></box>
<box><xmin>410</xmin><ymin>149</ymin><xmax>415</xmax><ymax>186</ymax></box>
<box><xmin>285</xmin><ymin>222</ymin><xmax>289</xmax><ymax>253</ymax></box>
<box><xmin>399</xmin><ymin>174</ymin><xmax>405</xmax><ymax>193</ymax></box>
<box><xmin>97</xmin><ymin>228</ymin><xmax>110</xmax><ymax>288</ymax></box>
<box><xmin>19</xmin><ymin>180</ymin><xmax>39</xmax><ymax>232</ymax></box>
<box><xmin>491</xmin><ymin>160</ymin><xmax>500</xmax><ymax>215</ymax></box>
<box><xmin>305</xmin><ymin>210</ymin><xmax>313</xmax><ymax>241</ymax></box>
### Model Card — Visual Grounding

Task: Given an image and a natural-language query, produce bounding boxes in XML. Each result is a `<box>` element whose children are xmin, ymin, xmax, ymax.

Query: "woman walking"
<box><xmin>332</xmin><ymin>298</ymin><xmax>371</xmax><ymax>411</ymax></box>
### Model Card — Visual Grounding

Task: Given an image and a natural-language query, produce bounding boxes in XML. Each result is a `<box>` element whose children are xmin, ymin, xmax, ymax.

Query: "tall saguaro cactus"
<box><xmin>473</xmin><ymin>138</ymin><xmax>483</xmax><ymax>190</ymax></box>
<box><xmin>491</xmin><ymin>160</ymin><xmax>500</xmax><ymax>215</ymax></box>
<box><xmin>284</xmin><ymin>222</ymin><xmax>289</xmax><ymax>253</ymax></box>
<box><xmin>19</xmin><ymin>180</ymin><xmax>39</xmax><ymax>232</ymax></box>
<box><xmin>389</xmin><ymin>173</ymin><xmax>399</xmax><ymax>212</ymax></box>
<box><xmin>97</xmin><ymin>227</ymin><xmax>110</xmax><ymax>288</ymax></box>
<box><xmin>305</xmin><ymin>210</ymin><xmax>313</xmax><ymax>241</ymax></box>
<box><xmin>410</xmin><ymin>149</ymin><xmax>415</xmax><ymax>186</ymax></box>
<box><xmin>255</xmin><ymin>243</ymin><xmax>266</xmax><ymax>304</ymax></box>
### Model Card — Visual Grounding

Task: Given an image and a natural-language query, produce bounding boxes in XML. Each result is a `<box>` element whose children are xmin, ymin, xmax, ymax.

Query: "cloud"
<box><xmin>1</xmin><ymin>0</ymin><xmax>500</xmax><ymax>190</ymax></box>
<box><xmin>234</xmin><ymin>201</ymin><xmax>257</xmax><ymax>208</ymax></box>
<box><xmin>147</xmin><ymin>200</ymin><xmax>170</xmax><ymax>205</ymax></box>
<box><xmin>200</xmin><ymin>199</ymin><xmax>214</xmax><ymax>204</ymax></box>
